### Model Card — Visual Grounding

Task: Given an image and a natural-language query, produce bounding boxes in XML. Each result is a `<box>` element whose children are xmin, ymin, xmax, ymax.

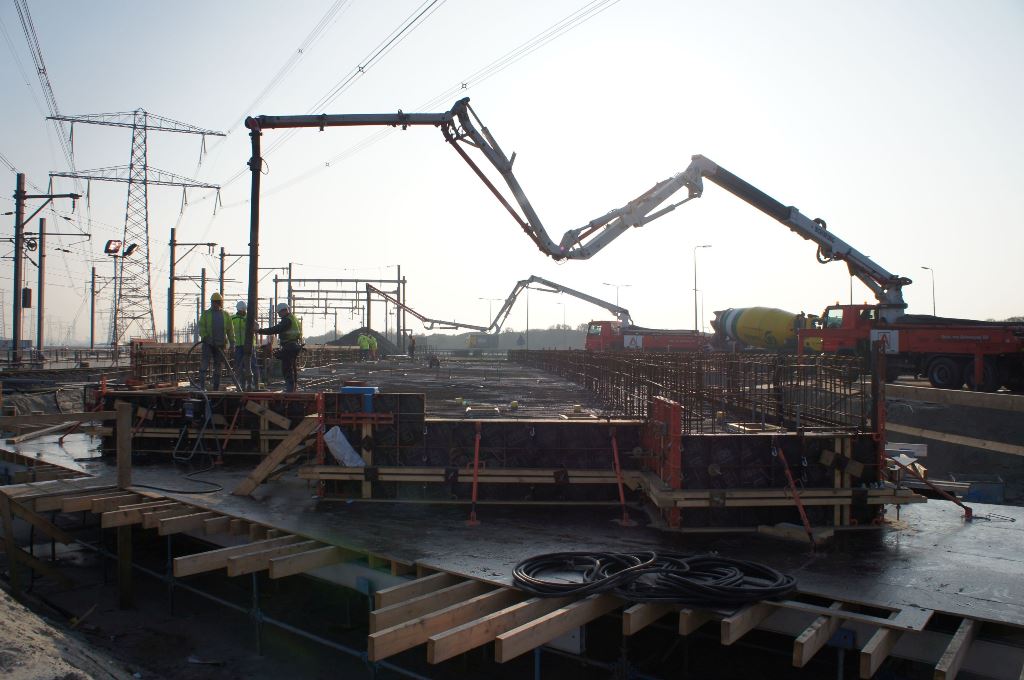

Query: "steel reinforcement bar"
<box><xmin>508</xmin><ymin>351</ymin><xmax>870</xmax><ymax>433</ymax></box>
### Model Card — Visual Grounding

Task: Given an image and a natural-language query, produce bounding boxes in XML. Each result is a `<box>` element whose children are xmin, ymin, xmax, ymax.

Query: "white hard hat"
<box><xmin>277</xmin><ymin>302</ymin><xmax>289</xmax><ymax>313</ymax></box>
<box><xmin>236</xmin><ymin>300</ymin><xmax>247</xmax><ymax>311</ymax></box>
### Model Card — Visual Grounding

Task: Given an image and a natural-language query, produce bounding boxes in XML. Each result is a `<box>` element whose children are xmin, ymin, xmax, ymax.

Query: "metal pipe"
<box><xmin>12</xmin><ymin>174</ymin><xmax>25</xmax><ymax>364</ymax></box>
<box><xmin>168</xmin><ymin>227</ymin><xmax>176</xmax><ymax>342</ymax></box>
<box><xmin>90</xmin><ymin>267</ymin><xmax>96</xmax><ymax>349</ymax></box>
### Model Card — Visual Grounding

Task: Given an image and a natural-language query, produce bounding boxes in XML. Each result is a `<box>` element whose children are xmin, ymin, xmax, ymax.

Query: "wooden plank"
<box><xmin>9</xmin><ymin>498</ymin><xmax>75</xmax><ymax>544</ymax></box>
<box><xmin>0</xmin><ymin>411</ymin><xmax>116</xmax><ymax>427</ymax></box>
<box><xmin>142</xmin><ymin>506</ymin><xmax>197</xmax><ymax>529</ymax></box>
<box><xmin>679</xmin><ymin>608</ymin><xmax>715</xmax><ymax>635</ymax></box>
<box><xmin>229</xmin><ymin>518</ymin><xmax>248</xmax><ymax>535</ymax></box>
<box><xmin>244</xmin><ymin>400</ymin><xmax>292</xmax><ymax>428</ymax></box>
<box><xmin>495</xmin><ymin>594</ymin><xmax>621</xmax><ymax>663</ymax></box>
<box><xmin>721</xmin><ymin>603</ymin><xmax>773</xmax><ymax>645</ymax></box>
<box><xmin>157</xmin><ymin>511</ymin><xmax>218</xmax><ymax>535</ymax></box>
<box><xmin>860</xmin><ymin>627</ymin><xmax>902</xmax><ymax>679</ymax></box>
<box><xmin>101</xmin><ymin>501</ymin><xmax>180</xmax><ymax>528</ymax></box>
<box><xmin>232</xmin><ymin>416</ymin><xmax>320</xmax><ymax>496</ymax></box>
<box><xmin>203</xmin><ymin>516</ymin><xmax>231</xmax><ymax>535</ymax></box>
<box><xmin>371</xmin><ymin>580</ymin><xmax>490</xmax><ymax>632</ymax></box>
<box><xmin>369</xmin><ymin>588</ymin><xmax>520</xmax><ymax>662</ymax></box>
<box><xmin>793</xmin><ymin>602</ymin><xmax>845</xmax><ymax>667</ymax></box>
<box><xmin>58</xmin><ymin>490</ymin><xmax>125</xmax><ymax>513</ymax></box>
<box><xmin>887</xmin><ymin>422</ymin><xmax>1024</xmax><ymax>457</ymax></box>
<box><xmin>773</xmin><ymin>600</ymin><xmax>932</xmax><ymax>632</ymax></box>
<box><xmin>5</xmin><ymin>421</ymin><xmax>78</xmax><ymax>444</ymax></box>
<box><xmin>90</xmin><ymin>494</ymin><xmax>142</xmax><ymax>513</ymax></box>
<box><xmin>934</xmin><ymin>618</ymin><xmax>981</xmax><ymax>680</ymax></box>
<box><xmin>268</xmin><ymin>545</ymin><xmax>355</xmax><ymax>579</ymax></box>
<box><xmin>375</xmin><ymin>571</ymin><xmax>461</xmax><ymax>609</ymax></box>
<box><xmin>226</xmin><ymin>540</ymin><xmax>321</xmax><ymax>577</ymax></box>
<box><xmin>623</xmin><ymin>603</ymin><xmax>674</xmax><ymax>636</ymax></box>
<box><xmin>427</xmin><ymin>596</ymin><xmax>573</xmax><ymax>664</ymax></box>
<box><xmin>173</xmin><ymin>535</ymin><xmax>302</xmax><ymax>577</ymax></box>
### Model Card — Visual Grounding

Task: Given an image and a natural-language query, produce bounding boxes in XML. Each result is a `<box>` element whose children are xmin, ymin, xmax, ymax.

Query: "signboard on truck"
<box><xmin>624</xmin><ymin>335</ymin><xmax>643</xmax><ymax>350</ymax></box>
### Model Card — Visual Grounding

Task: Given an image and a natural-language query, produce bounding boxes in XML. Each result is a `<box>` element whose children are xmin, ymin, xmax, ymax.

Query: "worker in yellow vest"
<box><xmin>197</xmin><ymin>292</ymin><xmax>234</xmax><ymax>390</ymax></box>
<box><xmin>257</xmin><ymin>302</ymin><xmax>303</xmax><ymax>391</ymax></box>
<box><xmin>231</xmin><ymin>300</ymin><xmax>257</xmax><ymax>391</ymax></box>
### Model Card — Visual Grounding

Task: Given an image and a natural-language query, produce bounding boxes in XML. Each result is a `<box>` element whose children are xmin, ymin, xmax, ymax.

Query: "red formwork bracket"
<box><xmin>642</xmin><ymin>396</ymin><xmax>684</xmax><ymax>528</ymax></box>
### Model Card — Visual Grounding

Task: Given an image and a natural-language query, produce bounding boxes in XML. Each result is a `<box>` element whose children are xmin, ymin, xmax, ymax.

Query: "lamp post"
<box><xmin>602</xmin><ymin>282</ymin><xmax>631</xmax><ymax>307</ymax></box>
<box><xmin>921</xmin><ymin>266</ymin><xmax>936</xmax><ymax>316</ymax></box>
<box><xmin>478</xmin><ymin>297</ymin><xmax>501</xmax><ymax>323</ymax></box>
<box><xmin>693</xmin><ymin>244</ymin><xmax>711</xmax><ymax>331</ymax></box>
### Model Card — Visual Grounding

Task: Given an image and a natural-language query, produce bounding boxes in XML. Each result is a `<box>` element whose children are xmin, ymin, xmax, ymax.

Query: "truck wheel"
<box><xmin>964</xmin><ymin>358</ymin><xmax>999</xmax><ymax>392</ymax></box>
<box><xmin>927</xmin><ymin>357</ymin><xmax>962</xmax><ymax>390</ymax></box>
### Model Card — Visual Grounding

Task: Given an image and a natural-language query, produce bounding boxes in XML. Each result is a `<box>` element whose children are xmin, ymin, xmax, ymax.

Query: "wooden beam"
<box><xmin>9</xmin><ymin>498</ymin><xmax>74</xmax><ymax>544</ymax></box>
<box><xmin>226</xmin><ymin>540</ymin><xmax>321</xmax><ymax>577</ymax></box>
<box><xmin>390</xmin><ymin>561</ymin><xmax>415</xmax><ymax>577</ymax></box>
<box><xmin>173</xmin><ymin>535</ymin><xmax>302</xmax><ymax>577</ymax></box>
<box><xmin>495</xmin><ymin>594</ymin><xmax>621</xmax><ymax>663</ymax></box>
<box><xmin>793</xmin><ymin>602</ymin><xmax>845</xmax><ymax>667</ymax></box>
<box><xmin>934</xmin><ymin>618</ymin><xmax>980</xmax><ymax>680</ymax></box>
<box><xmin>203</xmin><ymin>516</ymin><xmax>231</xmax><ymax>535</ymax></box>
<box><xmin>679</xmin><ymin>608</ymin><xmax>715</xmax><ymax>636</ymax></box>
<box><xmin>860</xmin><ymin>627</ymin><xmax>902</xmax><ymax>679</ymax></box>
<box><xmin>887</xmin><ymin>384</ymin><xmax>1024</xmax><ymax>413</ymax></box>
<box><xmin>244</xmin><ymin>400</ymin><xmax>292</xmax><ymax>428</ymax></box>
<box><xmin>5</xmin><ymin>420</ymin><xmax>77</xmax><ymax>444</ymax></box>
<box><xmin>90</xmin><ymin>494</ymin><xmax>142</xmax><ymax>513</ymax></box>
<box><xmin>374</xmin><ymin>571</ymin><xmax>461</xmax><ymax>609</ymax></box>
<box><xmin>371</xmin><ymin>580</ymin><xmax>491</xmax><ymax>632</ymax></box>
<box><xmin>157</xmin><ymin>511</ymin><xmax>218</xmax><ymax>535</ymax></box>
<box><xmin>56</xmin><ymin>490</ymin><xmax>123</xmax><ymax>513</ymax></box>
<box><xmin>369</xmin><ymin>588</ymin><xmax>520</xmax><ymax>662</ymax></box>
<box><xmin>101</xmin><ymin>502</ymin><xmax>180</xmax><ymax>528</ymax></box>
<box><xmin>721</xmin><ymin>603</ymin><xmax>773</xmax><ymax>645</ymax></box>
<box><xmin>232</xmin><ymin>416</ymin><xmax>320</xmax><ymax>496</ymax></box>
<box><xmin>268</xmin><ymin>545</ymin><xmax>355</xmax><ymax>579</ymax></box>
<box><xmin>0</xmin><ymin>411</ymin><xmax>116</xmax><ymax>427</ymax></box>
<box><xmin>142</xmin><ymin>506</ymin><xmax>196</xmax><ymax>530</ymax></box>
<box><xmin>248</xmin><ymin>524</ymin><xmax>268</xmax><ymax>541</ymax></box>
<box><xmin>229</xmin><ymin>518</ymin><xmax>248</xmax><ymax>535</ymax></box>
<box><xmin>623</xmin><ymin>603</ymin><xmax>674</xmax><ymax>636</ymax></box>
<box><xmin>427</xmin><ymin>596</ymin><xmax>573</xmax><ymax>665</ymax></box>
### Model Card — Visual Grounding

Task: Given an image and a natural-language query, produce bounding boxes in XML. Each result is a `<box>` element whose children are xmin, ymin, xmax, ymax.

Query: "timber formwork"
<box><xmin>0</xmin><ymin>472</ymin><xmax>1020</xmax><ymax>679</ymax></box>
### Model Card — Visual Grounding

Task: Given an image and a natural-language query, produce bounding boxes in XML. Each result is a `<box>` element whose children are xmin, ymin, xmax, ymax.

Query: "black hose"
<box><xmin>513</xmin><ymin>551</ymin><xmax>796</xmax><ymax>607</ymax></box>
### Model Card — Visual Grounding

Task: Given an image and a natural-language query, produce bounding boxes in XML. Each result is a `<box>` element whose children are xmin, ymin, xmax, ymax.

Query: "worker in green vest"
<box><xmin>231</xmin><ymin>300</ymin><xmax>257</xmax><ymax>391</ymax></box>
<box><xmin>368</xmin><ymin>333</ymin><xmax>379</xmax><ymax>361</ymax></box>
<box><xmin>198</xmin><ymin>292</ymin><xmax>234</xmax><ymax>390</ymax></box>
<box><xmin>257</xmin><ymin>302</ymin><xmax>303</xmax><ymax>392</ymax></box>
<box><xmin>357</xmin><ymin>332</ymin><xmax>370</xmax><ymax>361</ymax></box>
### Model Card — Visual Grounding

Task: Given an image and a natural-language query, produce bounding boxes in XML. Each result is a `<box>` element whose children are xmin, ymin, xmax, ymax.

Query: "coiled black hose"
<box><xmin>513</xmin><ymin>551</ymin><xmax>796</xmax><ymax>606</ymax></box>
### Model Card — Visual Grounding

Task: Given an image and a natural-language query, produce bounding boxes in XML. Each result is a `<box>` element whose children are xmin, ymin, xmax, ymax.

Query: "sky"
<box><xmin>1</xmin><ymin>0</ymin><xmax>1022</xmax><ymax>344</ymax></box>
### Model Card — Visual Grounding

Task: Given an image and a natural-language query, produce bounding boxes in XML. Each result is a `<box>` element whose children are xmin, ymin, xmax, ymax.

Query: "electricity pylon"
<box><xmin>50</xmin><ymin>111</ymin><xmax>223</xmax><ymax>344</ymax></box>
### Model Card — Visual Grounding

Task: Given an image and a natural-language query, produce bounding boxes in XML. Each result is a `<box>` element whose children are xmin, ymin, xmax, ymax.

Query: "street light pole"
<box><xmin>921</xmin><ymin>266</ymin><xmax>936</xmax><ymax>316</ymax></box>
<box><xmin>693</xmin><ymin>244</ymin><xmax>711</xmax><ymax>331</ymax></box>
<box><xmin>602</xmin><ymin>282</ymin><xmax>631</xmax><ymax>307</ymax></box>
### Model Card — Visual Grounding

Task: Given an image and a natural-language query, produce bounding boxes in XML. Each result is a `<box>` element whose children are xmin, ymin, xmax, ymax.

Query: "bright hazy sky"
<box><xmin>2</xmin><ymin>0</ymin><xmax>1022</xmax><ymax>343</ymax></box>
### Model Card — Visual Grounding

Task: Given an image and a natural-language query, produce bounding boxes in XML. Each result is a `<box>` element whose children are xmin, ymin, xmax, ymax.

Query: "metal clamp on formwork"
<box><xmin>553</xmin><ymin>468</ymin><xmax>570</xmax><ymax>485</ymax></box>
<box><xmin>363</xmin><ymin>466</ymin><xmax>379</xmax><ymax>483</ymax></box>
<box><xmin>444</xmin><ymin>466</ymin><xmax>459</xmax><ymax>485</ymax></box>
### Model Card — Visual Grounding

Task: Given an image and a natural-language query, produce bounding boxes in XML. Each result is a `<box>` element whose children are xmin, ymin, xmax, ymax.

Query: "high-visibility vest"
<box><xmin>281</xmin><ymin>315</ymin><xmax>303</xmax><ymax>343</ymax></box>
<box><xmin>230</xmin><ymin>313</ymin><xmax>247</xmax><ymax>346</ymax></box>
<box><xmin>198</xmin><ymin>308</ymin><xmax>233</xmax><ymax>345</ymax></box>
<box><xmin>357</xmin><ymin>334</ymin><xmax>370</xmax><ymax>349</ymax></box>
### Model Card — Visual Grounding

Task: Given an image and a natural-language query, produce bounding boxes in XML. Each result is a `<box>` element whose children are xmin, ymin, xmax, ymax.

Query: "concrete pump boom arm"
<box><xmin>487</xmin><ymin>276</ymin><xmax>633</xmax><ymax>333</ymax></box>
<box><xmin>442</xmin><ymin>108</ymin><xmax>910</xmax><ymax>318</ymax></box>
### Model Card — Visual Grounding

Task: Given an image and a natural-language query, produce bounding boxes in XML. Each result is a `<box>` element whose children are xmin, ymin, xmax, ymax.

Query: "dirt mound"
<box><xmin>330</xmin><ymin>327</ymin><xmax>402</xmax><ymax>355</ymax></box>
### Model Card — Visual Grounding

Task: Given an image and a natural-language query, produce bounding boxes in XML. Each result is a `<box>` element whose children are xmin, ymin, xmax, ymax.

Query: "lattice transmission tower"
<box><xmin>50</xmin><ymin>111</ymin><xmax>223</xmax><ymax>344</ymax></box>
